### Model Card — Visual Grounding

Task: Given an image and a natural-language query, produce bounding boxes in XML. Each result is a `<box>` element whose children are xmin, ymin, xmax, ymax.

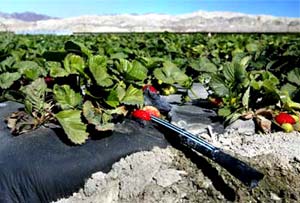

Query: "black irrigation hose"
<box><xmin>151</xmin><ymin>116</ymin><xmax>264</xmax><ymax>188</ymax></box>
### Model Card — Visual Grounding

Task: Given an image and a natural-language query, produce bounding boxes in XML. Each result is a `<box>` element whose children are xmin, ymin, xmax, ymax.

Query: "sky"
<box><xmin>1</xmin><ymin>0</ymin><xmax>299</xmax><ymax>18</ymax></box>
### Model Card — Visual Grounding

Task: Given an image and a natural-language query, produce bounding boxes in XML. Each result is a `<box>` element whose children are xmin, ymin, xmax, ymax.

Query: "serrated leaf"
<box><xmin>125</xmin><ymin>60</ymin><xmax>148</xmax><ymax>81</ymax></box>
<box><xmin>153</xmin><ymin>61</ymin><xmax>189</xmax><ymax>85</ymax></box>
<box><xmin>287</xmin><ymin>68</ymin><xmax>300</xmax><ymax>86</ymax></box>
<box><xmin>89</xmin><ymin>55</ymin><xmax>113</xmax><ymax>87</ymax></box>
<box><xmin>55</xmin><ymin>110</ymin><xmax>88</xmax><ymax>144</ymax></box>
<box><xmin>64</xmin><ymin>40</ymin><xmax>92</xmax><ymax>58</ymax></box>
<box><xmin>121</xmin><ymin>85</ymin><xmax>143</xmax><ymax>105</ymax></box>
<box><xmin>83</xmin><ymin>101</ymin><xmax>115</xmax><ymax>131</ymax></box>
<box><xmin>53</xmin><ymin>84</ymin><xmax>82</xmax><ymax>110</ymax></box>
<box><xmin>209</xmin><ymin>75</ymin><xmax>229</xmax><ymax>97</ymax></box>
<box><xmin>106</xmin><ymin>90</ymin><xmax>120</xmax><ymax>108</ymax></box>
<box><xmin>14</xmin><ymin>61</ymin><xmax>46</xmax><ymax>80</ymax></box>
<box><xmin>0</xmin><ymin>72</ymin><xmax>21</xmax><ymax>89</ymax></box>
<box><xmin>223</xmin><ymin>62</ymin><xmax>246</xmax><ymax>84</ymax></box>
<box><xmin>83</xmin><ymin>100</ymin><xmax>102</xmax><ymax>125</ymax></box>
<box><xmin>281</xmin><ymin>83</ymin><xmax>297</xmax><ymax>97</ymax></box>
<box><xmin>240</xmin><ymin>56</ymin><xmax>252</xmax><ymax>67</ymax></box>
<box><xmin>190</xmin><ymin>58</ymin><xmax>217</xmax><ymax>73</ymax></box>
<box><xmin>63</xmin><ymin>54</ymin><xmax>85</xmax><ymax>75</ymax></box>
<box><xmin>48</xmin><ymin>62</ymin><xmax>69</xmax><ymax>78</ymax></box>
<box><xmin>82</xmin><ymin>101</ymin><xmax>101</xmax><ymax>125</ymax></box>
<box><xmin>117</xmin><ymin>58</ymin><xmax>132</xmax><ymax>73</ymax></box>
<box><xmin>21</xmin><ymin>78</ymin><xmax>47</xmax><ymax>113</ymax></box>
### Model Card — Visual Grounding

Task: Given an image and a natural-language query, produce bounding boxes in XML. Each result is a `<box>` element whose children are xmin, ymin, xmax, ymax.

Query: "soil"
<box><xmin>54</xmin><ymin>131</ymin><xmax>300</xmax><ymax>203</ymax></box>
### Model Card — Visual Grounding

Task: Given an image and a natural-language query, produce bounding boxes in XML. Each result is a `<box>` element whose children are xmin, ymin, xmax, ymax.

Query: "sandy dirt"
<box><xmin>55</xmin><ymin>130</ymin><xmax>300</xmax><ymax>203</ymax></box>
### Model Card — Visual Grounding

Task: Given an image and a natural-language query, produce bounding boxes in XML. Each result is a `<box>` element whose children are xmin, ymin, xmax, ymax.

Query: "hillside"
<box><xmin>0</xmin><ymin>11</ymin><xmax>299</xmax><ymax>33</ymax></box>
<box><xmin>0</xmin><ymin>11</ymin><xmax>55</xmax><ymax>22</ymax></box>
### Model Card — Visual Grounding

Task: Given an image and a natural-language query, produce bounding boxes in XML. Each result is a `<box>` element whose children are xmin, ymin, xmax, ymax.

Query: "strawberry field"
<box><xmin>0</xmin><ymin>33</ymin><xmax>299</xmax><ymax>142</ymax></box>
<box><xmin>1</xmin><ymin>32</ymin><xmax>300</xmax><ymax>202</ymax></box>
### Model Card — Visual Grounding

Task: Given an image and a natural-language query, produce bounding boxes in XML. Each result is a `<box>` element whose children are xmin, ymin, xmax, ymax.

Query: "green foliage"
<box><xmin>0</xmin><ymin>72</ymin><xmax>21</xmax><ymax>89</ymax></box>
<box><xmin>55</xmin><ymin>110</ymin><xmax>89</xmax><ymax>144</ymax></box>
<box><xmin>21</xmin><ymin>78</ymin><xmax>48</xmax><ymax>114</ymax></box>
<box><xmin>14</xmin><ymin>61</ymin><xmax>46</xmax><ymax>80</ymax></box>
<box><xmin>154</xmin><ymin>61</ymin><xmax>190</xmax><ymax>86</ymax></box>
<box><xmin>82</xmin><ymin>101</ymin><xmax>115</xmax><ymax>131</ymax></box>
<box><xmin>53</xmin><ymin>84</ymin><xmax>82</xmax><ymax>110</ymax></box>
<box><xmin>1</xmin><ymin>33</ymin><xmax>300</xmax><ymax>141</ymax></box>
<box><xmin>88</xmin><ymin>55</ymin><xmax>113</xmax><ymax>87</ymax></box>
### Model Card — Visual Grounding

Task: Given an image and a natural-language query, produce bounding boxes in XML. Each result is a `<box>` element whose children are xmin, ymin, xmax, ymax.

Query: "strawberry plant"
<box><xmin>0</xmin><ymin>33</ymin><xmax>299</xmax><ymax>143</ymax></box>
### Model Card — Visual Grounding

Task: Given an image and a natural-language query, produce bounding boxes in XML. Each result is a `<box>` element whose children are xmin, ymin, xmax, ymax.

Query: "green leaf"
<box><xmin>89</xmin><ymin>55</ymin><xmax>113</xmax><ymax>87</ymax></box>
<box><xmin>262</xmin><ymin>80</ymin><xmax>278</xmax><ymax>93</ymax></box>
<box><xmin>82</xmin><ymin>101</ymin><xmax>114</xmax><ymax>131</ymax></box>
<box><xmin>226</xmin><ymin>112</ymin><xmax>242</xmax><ymax>125</ymax></box>
<box><xmin>116</xmin><ymin>58</ymin><xmax>132</xmax><ymax>73</ymax></box>
<box><xmin>21</xmin><ymin>78</ymin><xmax>47</xmax><ymax>113</ymax></box>
<box><xmin>218</xmin><ymin>107</ymin><xmax>231</xmax><ymax>117</ymax></box>
<box><xmin>125</xmin><ymin>60</ymin><xmax>148</xmax><ymax>81</ymax></box>
<box><xmin>223</xmin><ymin>62</ymin><xmax>246</xmax><ymax>84</ymax></box>
<box><xmin>240</xmin><ymin>56</ymin><xmax>252</xmax><ymax>67</ymax></box>
<box><xmin>53</xmin><ymin>84</ymin><xmax>82</xmax><ymax>110</ymax></box>
<box><xmin>250</xmin><ymin>80</ymin><xmax>263</xmax><ymax>90</ymax></box>
<box><xmin>55</xmin><ymin>110</ymin><xmax>89</xmax><ymax>144</ymax></box>
<box><xmin>153</xmin><ymin>61</ymin><xmax>189</xmax><ymax>85</ymax></box>
<box><xmin>110</xmin><ymin>52</ymin><xmax>128</xmax><ymax>59</ymax></box>
<box><xmin>209</xmin><ymin>75</ymin><xmax>229</xmax><ymax>97</ymax></box>
<box><xmin>48</xmin><ymin>62</ymin><xmax>69</xmax><ymax>78</ymax></box>
<box><xmin>64</xmin><ymin>40</ymin><xmax>92</xmax><ymax>58</ymax></box>
<box><xmin>116</xmin><ymin>59</ymin><xmax>148</xmax><ymax>81</ymax></box>
<box><xmin>287</xmin><ymin>68</ymin><xmax>300</xmax><ymax>86</ymax></box>
<box><xmin>242</xmin><ymin>87</ymin><xmax>250</xmax><ymax>109</ymax></box>
<box><xmin>281</xmin><ymin>83</ymin><xmax>297</xmax><ymax>97</ymax></box>
<box><xmin>14</xmin><ymin>61</ymin><xmax>46</xmax><ymax>80</ymax></box>
<box><xmin>106</xmin><ymin>90</ymin><xmax>120</xmax><ymax>108</ymax></box>
<box><xmin>63</xmin><ymin>54</ymin><xmax>85</xmax><ymax>75</ymax></box>
<box><xmin>121</xmin><ymin>85</ymin><xmax>143</xmax><ymax>105</ymax></box>
<box><xmin>246</xmin><ymin>43</ymin><xmax>259</xmax><ymax>52</ymax></box>
<box><xmin>83</xmin><ymin>101</ymin><xmax>102</xmax><ymax>125</ymax></box>
<box><xmin>190</xmin><ymin>58</ymin><xmax>217</xmax><ymax>73</ymax></box>
<box><xmin>0</xmin><ymin>72</ymin><xmax>21</xmax><ymax>89</ymax></box>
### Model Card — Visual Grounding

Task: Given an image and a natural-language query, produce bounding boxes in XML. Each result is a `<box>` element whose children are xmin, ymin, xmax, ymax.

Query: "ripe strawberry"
<box><xmin>208</xmin><ymin>97</ymin><xmax>223</xmax><ymax>107</ymax></box>
<box><xmin>132</xmin><ymin>109</ymin><xmax>151</xmax><ymax>121</ymax></box>
<box><xmin>142</xmin><ymin>85</ymin><xmax>158</xmax><ymax>94</ymax></box>
<box><xmin>44</xmin><ymin>76</ymin><xmax>54</xmax><ymax>86</ymax></box>
<box><xmin>281</xmin><ymin>123</ymin><xmax>294</xmax><ymax>133</ymax></box>
<box><xmin>143</xmin><ymin>106</ymin><xmax>160</xmax><ymax>118</ymax></box>
<box><xmin>275</xmin><ymin>112</ymin><xmax>296</xmax><ymax>125</ymax></box>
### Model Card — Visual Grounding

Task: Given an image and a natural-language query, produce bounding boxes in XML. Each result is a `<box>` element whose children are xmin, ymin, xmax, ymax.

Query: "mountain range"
<box><xmin>0</xmin><ymin>11</ymin><xmax>299</xmax><ymax>33</ymax></box>
<box><xmin>0</xmin><ymin>11</ymin><xmax>56</xmax><ymax>22</ymax></box>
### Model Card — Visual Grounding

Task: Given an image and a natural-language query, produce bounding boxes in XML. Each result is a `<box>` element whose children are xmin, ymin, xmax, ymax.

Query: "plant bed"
<box><xmin>0</xmin><ymin>101</ymin><xmax>168</xmax><ymax>202</ymax></box>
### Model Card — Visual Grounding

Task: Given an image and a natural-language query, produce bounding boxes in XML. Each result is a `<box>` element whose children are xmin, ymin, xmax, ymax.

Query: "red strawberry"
<box><xmin>132</xmin><ymin>109</ymin><xmax>151</xmax><ymax>121</ymax></box>
<box><xmin>44</xmin><ymin>76</ymin><xmax>54</xmax><ymax>84</ymax></box>
<box><xmin>208</xmin><ymin>97</ymin><xmax>223</xmax><ymax>107</ymax></box>
<box><xmin>275</xmin><ymin>112</ymin><xmax>296</xmax><ymax>125</ymax></box>
<box><xmin>142</xmin><ymin>85</ymin><xmax>158</xmax><ymax>94</ymax></box>
<box><xmin>143</xmin><ymin>106</ymin><xmax>160</xmax><ymax>118</ymax></box>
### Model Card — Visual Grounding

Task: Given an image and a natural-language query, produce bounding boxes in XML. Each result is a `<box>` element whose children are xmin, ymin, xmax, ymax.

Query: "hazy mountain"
<box><xmin>0</xmin><ymin>11</ymin><xmax>56</xmax><ymax>22</ymax></box>
<box><xmin>0</xmin><ymin>11</ymin><xmax>299</xmax><ymax>33</ymax></box>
